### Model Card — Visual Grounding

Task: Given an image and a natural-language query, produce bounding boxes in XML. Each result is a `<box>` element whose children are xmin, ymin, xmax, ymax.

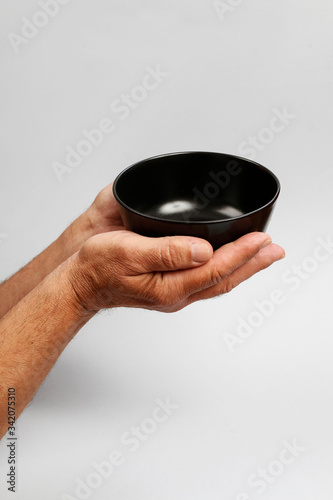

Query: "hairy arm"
<box><xmin>0</xmin><ymin>183</ymin><xmax>124</xmax><ymax>319</ymax></box>
<box><xmin>0</xmin><ymin>257</ymin><xmax>94</xmax><ymax>439</ymax></box>
<box><xmin>0</xmin><ymin>182</ymin><xmax>284</xmax><ymax>441</ymax></box>
<box><xmin>0</xmin><ymin>214</ymin><xmax>94</xmax><ymax>319</ymax></box>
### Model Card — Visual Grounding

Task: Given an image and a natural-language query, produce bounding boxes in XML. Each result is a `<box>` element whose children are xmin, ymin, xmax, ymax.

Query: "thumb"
<box><xmin>140</xmin><ymin>235</ymin><xmax>213</xmax><ymax>272</ymax></box>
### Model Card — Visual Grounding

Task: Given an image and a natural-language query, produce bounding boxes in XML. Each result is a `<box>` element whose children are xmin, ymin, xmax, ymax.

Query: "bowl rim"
<box><xmin>112</xmin><ymin>151</ymin><xmax>281</xmax><ymax>225</ymax></box>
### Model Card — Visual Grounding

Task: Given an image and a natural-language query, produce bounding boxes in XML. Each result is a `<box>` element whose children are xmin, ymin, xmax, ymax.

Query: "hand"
<box><xmin>84</xmin><ymin>182</ymin><xmax>125</xmax><ymax>235</ymax></box>
<box><xmin>68</xmin><ymin>230</ymin><xmax>285</xmax><ymax>314</ymax></box>
<box><xmin>0</xmin><ymin>182</ymin><xmax>124</xmax><ymax>320</ymax></box>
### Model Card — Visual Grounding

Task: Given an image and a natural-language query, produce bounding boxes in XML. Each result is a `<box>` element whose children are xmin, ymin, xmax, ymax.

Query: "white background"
<box><xmin>1</xmin><ymin>1</ymin><xmax>333</xmax><ymax>499</ymax></box>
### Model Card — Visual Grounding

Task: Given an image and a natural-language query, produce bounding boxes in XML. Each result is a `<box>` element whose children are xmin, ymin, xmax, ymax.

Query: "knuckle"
<box><xmin>223</xmin><ymin>279</ymin><xmax>235</xmax><ymax>294</ymax></box>
<box><xmin>160</xmin><ymin>238</ymin><xmax>182</xmax><ymax>269</ymax></box>
<box><xmin>109</xmin><ymin>233</ymin><xmax>139</xmax><ymax>265</ymax></box>
<box><xmin>210</xmin><ymin>264</ymin><xmax>228</xmax><ymax>285</ymax></box>
<box><xmin>233</xmin><ymin>239</ymin><xmax>255</xmax><ymax>261</ymax></box>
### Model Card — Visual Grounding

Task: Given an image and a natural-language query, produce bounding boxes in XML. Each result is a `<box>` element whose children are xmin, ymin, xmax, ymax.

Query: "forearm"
<box><xmin>0</xmin><ymin>210</ymin><xmax>96</xmax><ymax>319</ymax></box>
<box><xmin>0</xmin><ymin>256</ymin><xmax>94</xmax><ymax>439</ymax></box>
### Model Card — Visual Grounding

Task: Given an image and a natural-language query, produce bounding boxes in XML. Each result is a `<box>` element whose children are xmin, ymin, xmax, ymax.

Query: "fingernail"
<box><xmin>260</xmin><ymin>238</ymin><xmax>272</xmax><ymax>249</ymax></box>
<box><xmin>192</xmin><ymin>243</ymin><xmax>211</xmax><ymax>263</ymax></box>
<box><xmin>278</xmin><ymin>252</ymin><xmax>286</xmax><ymax>260</ymax></box>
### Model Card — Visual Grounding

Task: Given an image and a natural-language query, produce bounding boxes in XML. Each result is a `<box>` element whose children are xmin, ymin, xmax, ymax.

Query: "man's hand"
<box><xmin>84</xmin><ymin>182</ymin><xmax>125</xmax><ymax>234</ymax></box>
<box><xmin>0</xmin><ymin>182</ymin><xmax>123</xmax><ymax>318</ymax></box>
<box><xmin>69</xmin><ymin>230</ymin><xmax>285</xmax><ymax>313</ymax></box>
<box><xmin>0</xmin><ymin>177</ymin><xmax>285</xmax><ymax>440</ymax></box>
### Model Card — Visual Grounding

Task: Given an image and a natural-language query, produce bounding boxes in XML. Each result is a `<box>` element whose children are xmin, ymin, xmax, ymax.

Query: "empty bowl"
<box><xmin>113</xmin><ymin>152</ymin><xmax>280</xmax><ymax>250</ymax></box>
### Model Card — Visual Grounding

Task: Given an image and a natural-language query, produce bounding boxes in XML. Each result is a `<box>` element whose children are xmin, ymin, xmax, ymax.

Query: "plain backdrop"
<box><xmin>1</xmin><ymin>1</ymin><xmax>333</xmax><ymax>499</ymax></box>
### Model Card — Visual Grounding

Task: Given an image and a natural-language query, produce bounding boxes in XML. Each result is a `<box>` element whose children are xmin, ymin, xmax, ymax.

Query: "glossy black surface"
<box><xmin>113</xmin><ymin>152</ymin><xmax>280</xmax><ymax>250</ymax></box>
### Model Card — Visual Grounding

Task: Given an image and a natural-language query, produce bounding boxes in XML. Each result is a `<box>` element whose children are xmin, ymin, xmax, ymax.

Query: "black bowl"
<box><xmin>113</xmin><ymin>152</ymin><xmax>280</xmax><ymax>250</ymax></box>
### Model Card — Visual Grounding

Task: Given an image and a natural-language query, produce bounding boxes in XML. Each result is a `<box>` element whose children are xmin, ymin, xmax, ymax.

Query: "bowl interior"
<box><xmin>114</xmin><ymin>153</ymin><xmax>280</xmax><ymax>223</ymax></box>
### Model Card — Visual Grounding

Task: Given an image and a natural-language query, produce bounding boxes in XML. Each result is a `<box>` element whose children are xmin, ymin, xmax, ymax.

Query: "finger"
<box><xmin>186</xmin><ymin>243</ymin><xmax>285</xmax><ymax>304</ymax></box>
<box><xmin>110</xmin><ymin>232</ymin><xmax>214</xmax><ymax>272</ymax></box>
<box><xmin>162</xmin><ymin>232</ymin><xmax>273</xmax><ymax>297</ymax></box>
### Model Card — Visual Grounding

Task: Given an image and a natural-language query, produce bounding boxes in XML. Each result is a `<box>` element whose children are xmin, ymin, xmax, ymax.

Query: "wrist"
<box><xmin>56</xmin><ymin>254</ymin><xmax>97</xmax><ymax>322</ymax></box>
<box><xmin>65</xmin><ymin>238</ymin><xmax>120</xmax><ymax>314</ymax></box>
<box><xmin>55</xmin><ymin>211</ymin><xmax>96</xmax><ymax>263</ymax></box>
